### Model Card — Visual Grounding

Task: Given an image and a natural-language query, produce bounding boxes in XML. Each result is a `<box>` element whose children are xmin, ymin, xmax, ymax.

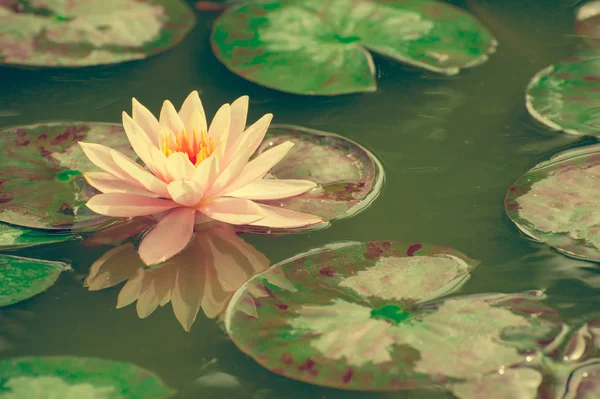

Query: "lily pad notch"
<box><xmin>211</xmin><ymin>0</ymin><xmax>497</xmax><ymax>95</ymax></box>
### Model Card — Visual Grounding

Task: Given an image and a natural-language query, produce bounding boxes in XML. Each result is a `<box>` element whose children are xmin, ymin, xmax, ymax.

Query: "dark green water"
<box><xmin>1</xmin><ymin>0</ymin><xmax>599</xmax><ymax>397</ymax></box>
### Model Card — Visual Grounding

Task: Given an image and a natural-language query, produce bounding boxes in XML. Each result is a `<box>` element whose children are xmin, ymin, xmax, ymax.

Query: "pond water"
<box><xmin>1</xmin><ymin>0</ymin><xmax>599</xmax><ymax>397</ymax></box>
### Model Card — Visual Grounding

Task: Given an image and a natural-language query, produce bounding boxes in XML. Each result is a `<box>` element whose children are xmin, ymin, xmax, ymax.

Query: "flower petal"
<box><xmin>248</xmin><ymin>204</ymin><xmax>324</xmax><ymax>228</ymax></box>
<box><xmin>223</xmin><ymin>141</ymin><xmax>295</xmax><ymax>194</ymax></box>
<box><xmin>122</xmin><ymin>112</ymin><xmax>157</xmax><ymax>169</ymax></box>
<box><xmin>192</xmin><ymin>154</ymin><xmax>219</xmax><ymax>191</ymax></box>
<box><xmin>79</xmin><ymin>142</ymin><xmax>138</xmax><ymax>184</ymax></box>
<box><xmin>84</xmin><ymin>172</ymin><xmax>158</xmax><ymax>197</ymax></box>
<box><xmin>167</xmin><ymin>180</ymin><xmax>204</xmax><ymax>207</ymax></box>
<box><xmin>179</xmin><ymin>91</ymin><xmax>207</xmax><ymax>134</ymax></box>
<box><xmin>160</xmin><ymin>100</ymin><xmax>185</xmax><ymax>135</ymax></box>
<box><xmin>226</xmin><ymin>179</ymin><xmax>316</xmax><ymax>200</ymax></box>
<box><xmin>132</xmin><ymin>98</ymin><xmax>160</xmax><ymax>146</ymax></box>
<box><xmin>87</xmin><ymin>193</ymin><xmax>178</xmax><ymax>217</ymax></box>
<box><xmin>199</xmin><ymin>197</ymin><xmax>265</xmax><ymax>225</ymax></box>
<box><xmin>226</xmin><ymin>96</ymin><xmax>249</xmax><ymax>154</ymax></box>
<box><xmin>229</xmin><ymin>113</ymin><xmax>273</xmax><ymax>162</ymax></box>
<box><xmin>166</xmin><ymin>152</ymin><xmax>195</xmax><ymax>181</ymax></box>
<box><xmin>209</xmin><ymin>104</ymin><xmax>231</xmax><ymax>158</ymax></box>
<box><xmin>111</xmin><ymin>150</ymin><xmax>170</xmax><ymax>197</ymax></box>
<box><xmin>138</xmin><ymin>207</ymin><xmax>196</xmax><ymax>266</ymax></box>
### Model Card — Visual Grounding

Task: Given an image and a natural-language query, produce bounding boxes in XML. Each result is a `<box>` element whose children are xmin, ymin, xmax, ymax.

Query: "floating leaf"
<box><xmin>526</xmin><ymin>57</ymin><xmax>600</xmax><ymax>137</ymax></box>
<box><xmin>0</xmin><ymin>0</ymin><xmax>195</xmax><ymax>67</ymax></box>
<box><xmin>0</xmin><ymin>356</ymin><xmax>175</xmax><ymax>398</ymax></box>
<box><xmin>0</xmin><ymin>254</ymin><xmax>70</xmax><ymax>307</ymax></box>
<box><xmin>451</xmin><ymin>368</ymin><xmax>543</xmax><ymax>399</ymax></box>
<box><xmin>505</xmin><ymin>143</ymin><xmax>600</xmax><ymax>262</ymax></box>
<box><xmin>0</xmin><ymin>222</ymin><xmax>78</xmax><ymax>250</ymax></box>
<box><xmin>211</xmin><ymin>0</ymin><xmax>496</xmax><ymax>95</ymax></box>
<box><xmin>0</xmin><ymin>122</ymin><xmax>137</xmax><ymax>230</ymax></box>
<box><xmin>238</xmin><ymin>125</ymin><xmax>383</xmax><ymax>234</ymax></box>
<box><xmin>225</xmin><ymin>241</ymin><xmax>562</xmax><ymax>391</ymax></box>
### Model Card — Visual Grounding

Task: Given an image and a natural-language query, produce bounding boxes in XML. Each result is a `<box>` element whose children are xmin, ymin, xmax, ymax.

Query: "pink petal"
<box><xmin>171</xmin><ymin>257</ymin><xmax>206</xmax><ymax>331</ymax></box>
<box><xmin>208</xmin><ymin>150</ymin><xmax>248</xmax><ymax>196</ymax></box>
<box><xmin>87</xmin><ymin>193</ymin><xmax>178</xmax><ymax>217</ymax></box>
<box><xmin>192</xmin><ymin>154</ymin><xmax>219</xmax><ymax>191</ymax></box>
<box><xmin>224</xmin><ymin>95</ymin><xmax>249</xmax><ymax>158</ymax></box>
<box><xmin>122</xmin><ymin>112</ymin><xmax>157</xmax><ymax>169</ymax></box>
<box><xmin>159</xmin><ymin>100</ymin><xmax>185</xmax><ymax>135</ymax></box>
<box><xmin>225</xmin><ymin>179</ymin><xmax>316</xmax><ymax>200</ymax></box>
<box><xmin>179</xmin><ymin>91</ymin><xmax>207</xmax><ymax>134</ymax></box>
<box><xmin>248</xmin><ymin>204</ymin><xmax>323</xmax><ymax>228</ymax></box>
<box><xmin>79</xmin><ymin>142</ymin><xmax>139</xmax><ymax>185</ymax></box>
<box><xmin>166</xmin><ymin>152</ymin><xmax>195</xmax><ymax>181</ymax></box>
<box><xmin>208</xmin><ymin>103</ymin><xmax>231</xmax><ymax>146</ymax></box>
<box><xmin>199</xmin><ymin>197</ymin><xmax>265</xmax><ymax>225</ymax></box>
<box><xmin>111</xmin><ymin>150</ymin><xmax>170</xmax><ymax>198</ymax></box>
<box><xmin>223</xmin><ymin>141</ymin><xmax>294</xmax><ymax>194</ymax></box>
<box><xmin>167</xmin><ymin>180</ymin><xmax>204</xmax><ymax>206</ymax></box>
<box><xmin>226</xmin><ymin>113</ymin><xmax>272</xmax><ymax>165</ymax></box>
<box><xmin>150</xmin><ymin>146</ymin><xmax>169</xmax><ymax>181</ymax></box>
<box><xmin>132</xmin><ymin>98</ymin><xmax>160</xmax><ymax>146</ymax></box>
<box><xmin>186</xmin><ymin>111</ymin><xmax>206</xmax><ymax>148</ymax></box>
<box><xmin>84</xmin><ymin>172</ymin><xmax>158</xmax><ymax>197</ymax></box>
<box><xmin>138</xmin><ymin>207</ymin><xmax>196</xmax><ymax>265</ymax></box>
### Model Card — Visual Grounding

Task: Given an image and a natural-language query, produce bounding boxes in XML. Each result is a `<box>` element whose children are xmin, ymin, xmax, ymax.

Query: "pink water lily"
<box><xmin>80</xmin><ymin>91</ymin><xmax>322</xmax><ymax>265</ymax></box>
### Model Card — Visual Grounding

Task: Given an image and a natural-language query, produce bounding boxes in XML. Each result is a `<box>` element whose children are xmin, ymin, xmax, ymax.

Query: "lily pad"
<box><xmin>0</xmin><ymin>254</ymin><xmax>70</xmax><ymax>307</ymax></box>
<box><xmin>239</xmin><ymin>125</ymin><xmax>384</xmax><ymax>234</ymax></box>
<box><xmin>225</xmin><ymin>241</ymin><xmax>562</xmax><ymax>391</ymax></box>
<box><xmin>0</xmin><ymin>122</ymin><xmax>137</xmax><ymax>230</ymax></box>
<box><xmin>505</xmin><ymin>143</ymin><xmax>600</xmax><ymax>262</ymax></box>
<box><xmin>451</xmin><ymin>368</ymin><xmax>543</xmax><ymax>399</ymax></box>
<box><xmin>0</xmin><ymin>356</ymin><xmax>175</xmax><ymax>398</ymax></box>
<box><xmin>211</xmin><ymin>0</ymin><xmax>496</xmax><ymax>95</ymax></box>
<box><xmin>526</xmin><ymin>57</ymin><xmax>600</xmax><ymax>137</ymax></box>
<box><xmin>0</xmin><ymin>0</ymin><xmax>195</xmax><ymax>67</ymax></box>
<box><xmin>0</xmin><ymin>222</ymin><xmax>79</xmax><ymax>250</ymax></box>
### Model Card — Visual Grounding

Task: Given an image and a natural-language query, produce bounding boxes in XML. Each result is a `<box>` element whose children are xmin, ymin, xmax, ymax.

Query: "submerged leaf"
<box><xmin>0</xmin><ymin>122</ymin><xmax>137</xmax><ymax>231</ymax></box>
<box><xmin>0</xmin><ymin>0</ymin><xmax>195</xmax><ymax>67</ymax></box>
<box><xmin>0</xmin><ymin>254</ymin><xmax>70</xmax><ymax>307</ymax></box>
<box><xmin>505</xmin><ymin>143</ymin><xmax>600</xmax><ymax>261</ymax></box>
<box><xmin>0</xmin><ymin>356</ymin><xmax>175</xmax><ymax>398</ymax></box>
<box><xmin>238</xmin><ymin>125</ymin><xmax>383</xmax><ymax>234</ymax></box>
<box><xmin>211</xmin><ymin>0</ymin><xmax>496</xmax><ymax>95</ymax></box>
<box><xmin>225</xmin><ymin>241</ymin><xmax>562</xmax><ymax>391</ymax></box>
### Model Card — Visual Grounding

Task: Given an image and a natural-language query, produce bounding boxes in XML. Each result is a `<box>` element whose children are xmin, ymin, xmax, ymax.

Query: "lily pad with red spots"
<box><xmin>0</xmin><ymin>0</ymin><xmax>195</xmax><ymax>67</ymax></box>
<box><xmin>0</xmin><ymin>356</ymin><xmax>175</xmax><ymax>398</ymax></box>
<box><xmin>505</xmin><ymin>143</ymin><xmax>600</xmax><ymax>262</ymax></box>
<box><xmin>526</xmin><ymin>57</ymin><xmax>600</xmax><ymax>137</ymax></box>
<box><xmin>239</xmin><ymin>125</ymin><xmax>384</xmax><ymax>235</ymax></box>
<box><xmin>0</xmin><ymin>122</ymin><xmax>137</xmax><ymax>230</ymax></box>
<box><xmin>211</xmin><ymin>0</ymin><xmax>496</xmax><ymax>95</ymax></box>
<box><xmin>225</xmin><ymin>241</ymin><xmax>563</xmax><ymax>392</ymax></box>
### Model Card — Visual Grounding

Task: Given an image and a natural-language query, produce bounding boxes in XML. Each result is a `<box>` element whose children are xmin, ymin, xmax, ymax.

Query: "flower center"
<box><xmin>159</xmin><ymin>127</ymin><xmax>215</xmax><ymax>167</ymax></box>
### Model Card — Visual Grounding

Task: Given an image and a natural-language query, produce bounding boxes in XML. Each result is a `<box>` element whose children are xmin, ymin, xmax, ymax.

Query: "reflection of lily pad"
<box><xmin>0</xmin><ymin>122</ymin><xmax>137</xmax><ymax>230</ymax></box>
<box><xmin>211</xmin><ymin>0</ymin><xmax>496</xmax><ymax>95</ymax></box>
<box><xmin>0</xmin><ymin>356</ymin><xmax>175</xmax><ymax>398</ymax></box>
<box><xmin>0</xmin><ymin>254</ymin><xmax>70</xmax><ymax>307</ymax></box>
<box><xmin>0</xmin><ymin>222</ymin><xmax>78</xmax><ymax>250</ymax></box>
<box><xmin>0</xmin><ymin>0</ymin><xmax>195</xmax><ymax>67</ymax></box>
<box><xmin>526</xmin><ymin>57</ymin><xmax>600</xmax><ymax>137</ymax></box>
<box><xmin>239</xmin><ymin>125</ymin><xmax>384</xmax><ymax>235</ymax></box>
<box><xmin>505</xmin><ymin>144</ymin><xmax>600</xmax><ymax>262</ymax></box>
<box><xmin>225</xmin><ymin>241</ymin><xmax>562</xmax><ymax>391</ymax></box>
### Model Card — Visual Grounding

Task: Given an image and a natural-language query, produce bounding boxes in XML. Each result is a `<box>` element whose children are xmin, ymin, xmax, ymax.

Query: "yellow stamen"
<box><xmin>159</xmin><ymin>125</ymin><xmax>215</xmax><ymax>167</ymax></box>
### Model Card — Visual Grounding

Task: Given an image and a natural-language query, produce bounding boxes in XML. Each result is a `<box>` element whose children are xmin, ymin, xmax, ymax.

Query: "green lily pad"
<box><xmin>225</xmin><ymin>241</ymin><xmax>562</xmax><ymax>391</ymax></box>
<box><xmin>526</xmin><ymin>57</ymin><xmax>600</xmax><ymax>137</ymax></box>
<box><xmin>0</xmin><ymin>356</ymin><xmax>175</xmax><ymax>398</ymax></box>
<box><xmin>239</xmin><ymin>125</ymin><xmax>384</xmax><ymax>235</ymax></box>
<box><xmin>505</xmin><ymin>143</ymin><xmax>600</xmax><ymax>262</ymax></box>
<box><xmin>451</xmin><ymin>368</ymin><xmax>543</xmax><ymax>399</ymax></box>
<box><xmin>0</xmin><ymin>254</ymin><xmax>70</xmax><ymax>307</ymax></box>
<box><xmin>0</xmin><ymin>122</ymin><xmax>137</xmax><ymax>230</ymax></box>
<box><xmin>211</xmin><ymin>0</ymin><xmax>496</xmax><ymax>95</ymax></box>
<box><xmin>0</xmin><ymin>0</ymin><xmax>195</xmax><ymax>67</ymax></box>
<box><xmin>0</xmin><ymin>222</ymin><xmax>79</xmax><ymax>250</ymax></box>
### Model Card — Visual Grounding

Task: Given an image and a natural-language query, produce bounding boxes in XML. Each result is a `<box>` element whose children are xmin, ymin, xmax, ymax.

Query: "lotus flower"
<box><xmin>84</xmin><ymin>223</ymin><xmax>270</xmax><ymax>331</ymax></box>
<box><xmin>79</xmin><ymin>91</ymin><xmax>322</xmax><ymax>265</ymax></box>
